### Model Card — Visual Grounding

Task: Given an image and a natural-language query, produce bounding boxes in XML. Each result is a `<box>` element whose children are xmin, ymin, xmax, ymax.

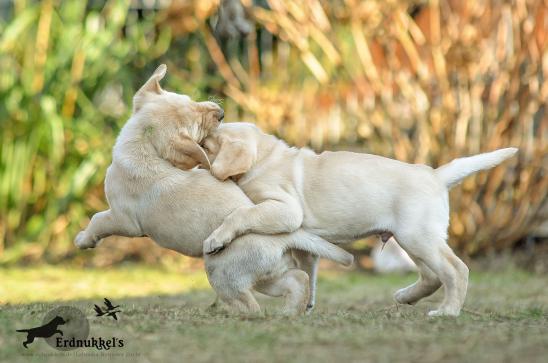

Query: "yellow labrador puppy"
<box><xmin>198</xmin><ymin>122</ymin><xmax>517</xmax><ymax>316</ymax></box>
<box><xmin>74</xmin><ymin>66</ymin><xmax>353</xmax><ymax>315</ymax></box>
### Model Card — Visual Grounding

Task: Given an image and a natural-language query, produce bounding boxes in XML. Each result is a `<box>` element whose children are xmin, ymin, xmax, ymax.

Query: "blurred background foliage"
<box><xmin>0</xmin><ymin>0</ymin><xmax>546</xmax><ymax>267</ymax></box>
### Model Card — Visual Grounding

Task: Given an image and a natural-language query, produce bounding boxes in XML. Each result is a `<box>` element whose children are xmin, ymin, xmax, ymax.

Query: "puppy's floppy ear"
<box><xmin>171</xmin><ymin>134</ymin><xmax>211</xmax><ymax>170</ymax></box>
<box><xmin>133</xmin><ymin>64</ymin><xmax>167</xmax><ymax>113</ymax></box>
<box><xmin>211</xmin><ymin>139</ymin><xmax>255</xmax><ymax>181</ymax></box>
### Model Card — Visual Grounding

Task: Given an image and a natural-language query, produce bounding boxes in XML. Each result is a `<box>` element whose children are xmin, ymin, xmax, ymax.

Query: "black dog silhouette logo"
<box><xmin>16</xmin><ymin>306</ymin><xmax>89</xmax><ymax>350</ymax></box>
<box><xmin>16</xmin><ymin>315</ymin><xmax>66</xmax><ymax>348</ymax></box>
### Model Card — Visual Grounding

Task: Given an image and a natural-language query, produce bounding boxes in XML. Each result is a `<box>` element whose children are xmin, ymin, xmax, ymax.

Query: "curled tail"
<box><xmin>286</xmin><ymin>230</ymin><xmax>354</xmax><ymax>266</ymax></box>
<box><xmin>435</xmin><ymin>147</ymin><xmax>518</xmax><ymax>189</ymax></box>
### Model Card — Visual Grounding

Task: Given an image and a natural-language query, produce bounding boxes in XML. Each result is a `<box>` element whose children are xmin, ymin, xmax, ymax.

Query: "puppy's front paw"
<box><xmin>74</xmin><ymin>231</ymin><xmax>96</xmax><ymax>249</ymax></box>
<box><xmin>203</xmin><ymin>229</ymin><xmax>232</xmax><ymax>255</ymax></box>
<box><xmin>203</xmin><ymin>236</ymin><xmax>225</xmax><ymax>255</ymax></box>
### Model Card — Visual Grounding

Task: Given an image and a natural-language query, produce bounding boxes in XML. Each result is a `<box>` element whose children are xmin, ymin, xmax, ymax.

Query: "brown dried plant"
<box><xmin>202</xmin><ymin>0</ymin><xmax>547</xmax><ymax>256</ymax></box>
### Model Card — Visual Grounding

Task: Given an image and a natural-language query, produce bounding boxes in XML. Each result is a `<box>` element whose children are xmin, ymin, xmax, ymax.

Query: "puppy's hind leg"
<box><xmin>435</xmin><ymin>245</ymin><xmax>469</xmax><ymax>316</ymax></box>
<box><xmin>292</xmin><ymin>250</ymin><xmax>319</xmax><ymax>313</ymax></box>
<box><xmin>255</xmin><ymin>269</ymin><xmax>310</xmax><ymax>316</ymax></box>
<box><xmin>397</xmin><ymin>233</ymin><xmax>468</xmax><ymax>316</ymax></box>
<box><xmin>213</xmin><ymin>286</ymin><xmax>260</xmax><ymax>315</ymax></box>
<box><xmin>206</xmin><ymin>259</ymin><xmax>261</xmax><ymax>315</ymax></box>
<box><xmin>223</xmin><ymin>290</ymin><xmax>261</xmax><ymax>314</ymax></box>
<box><xmin>206</xmin><ymin>295</ymin><xmax>222</xmax><ymax>311</ymax></box>
<box><xmin>394</xmin><ymin>257</ymin><xmax>441</xmax><ymax>305</ymax></box>
<box><xmin>75</xmin><ymin>210</ymin><xmax>141</xmax><ymax>249</ymax></box>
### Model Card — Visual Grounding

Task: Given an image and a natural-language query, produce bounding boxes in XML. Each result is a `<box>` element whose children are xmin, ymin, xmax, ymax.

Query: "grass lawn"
<box><xmin>0</xmin><ymin>265</ymin><xmax>546</xmax><ymax>363</ymax></box>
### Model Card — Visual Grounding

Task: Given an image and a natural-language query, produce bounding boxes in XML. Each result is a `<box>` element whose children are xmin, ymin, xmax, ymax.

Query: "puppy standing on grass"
<box><xmin>74</xmin><ymin>65</ymin><xmax>353</xmax><ymax>315</ymax></box>
<box><xmin>195</xmin><ymin>122</ymin><xmax>517</xmax><ymax>316</ymax></box>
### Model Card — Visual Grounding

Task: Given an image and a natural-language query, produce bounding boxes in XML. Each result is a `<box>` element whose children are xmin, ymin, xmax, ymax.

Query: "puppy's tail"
<box><xmin>435</xmin><ymin>148</ymin><xmax>518</xmax><ymax>189</ymax></box>
<box><xmin>286</xmin><ymin>231</ymin><xmax>354</xmax><ymax>266</ymax></box>
<box><xmin>16</xmin><ymin>329</ymin><xmax>29</xmax><ymax>332</ymax></box>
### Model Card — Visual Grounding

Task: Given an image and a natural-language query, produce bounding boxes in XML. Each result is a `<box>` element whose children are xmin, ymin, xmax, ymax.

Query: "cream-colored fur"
<box><xmin>74</xmin><ymin>66</ymin><xmax>353</xmax><ymax>315</ymax></box>
<box><xmin>199</xmin><ymin>122</ymin><xmax>518</xmax><ymax>316</ymax></box>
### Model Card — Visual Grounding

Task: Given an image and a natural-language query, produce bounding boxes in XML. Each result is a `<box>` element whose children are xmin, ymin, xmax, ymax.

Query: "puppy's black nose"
<box><xmin>218</xmin><ymin>109</ymin><xmax>224</xmax><ymax>121</ymax></box>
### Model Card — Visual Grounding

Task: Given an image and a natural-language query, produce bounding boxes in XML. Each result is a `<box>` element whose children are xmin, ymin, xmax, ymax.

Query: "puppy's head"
<box><xmin>132</xmin><ymin>64</ymin><xmax>223</xmax><ymax>170</ymax></box>
<box><xmin>202</xmin><ymin>123</ymin><xmax>259</xmax><ymax>181</ymax></box>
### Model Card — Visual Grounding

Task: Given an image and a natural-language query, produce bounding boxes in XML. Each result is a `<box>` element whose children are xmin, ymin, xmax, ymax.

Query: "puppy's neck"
<box><xmin>112</xmin><ymin>117</ymin><xmax>170</xmax><ymax>179</ymax></box>
<box><xmin>236</xmin><ymin>133</ymin><xmax>291</xmax><ymax>186</ymax></box>
<box><xmin>254</xmin><ymin>133</ymin><xmax>286</xmax><ymax>166</ymax></box>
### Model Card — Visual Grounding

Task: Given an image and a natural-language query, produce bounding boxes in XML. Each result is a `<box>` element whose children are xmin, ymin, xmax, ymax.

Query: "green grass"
<box><xmin>0</xmin><ymin>265</ymin><xmax>209</xmax><ymax>304</ymax></box>
<box><xmin>0</xmin><ymin>265</ymin><xmax>547</xmax><ymax>363</ymax></box>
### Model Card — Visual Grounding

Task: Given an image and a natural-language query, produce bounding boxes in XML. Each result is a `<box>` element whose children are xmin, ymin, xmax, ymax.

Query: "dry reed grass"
<box><xmin>0</xmin><ymin>0</ymin><xmax>545</xmax><ymax>264</ymax></box>
<box><xmin>192</xmin><ymin>0</ymin><xmax>547</xmax><ymax>256</ymax></box>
